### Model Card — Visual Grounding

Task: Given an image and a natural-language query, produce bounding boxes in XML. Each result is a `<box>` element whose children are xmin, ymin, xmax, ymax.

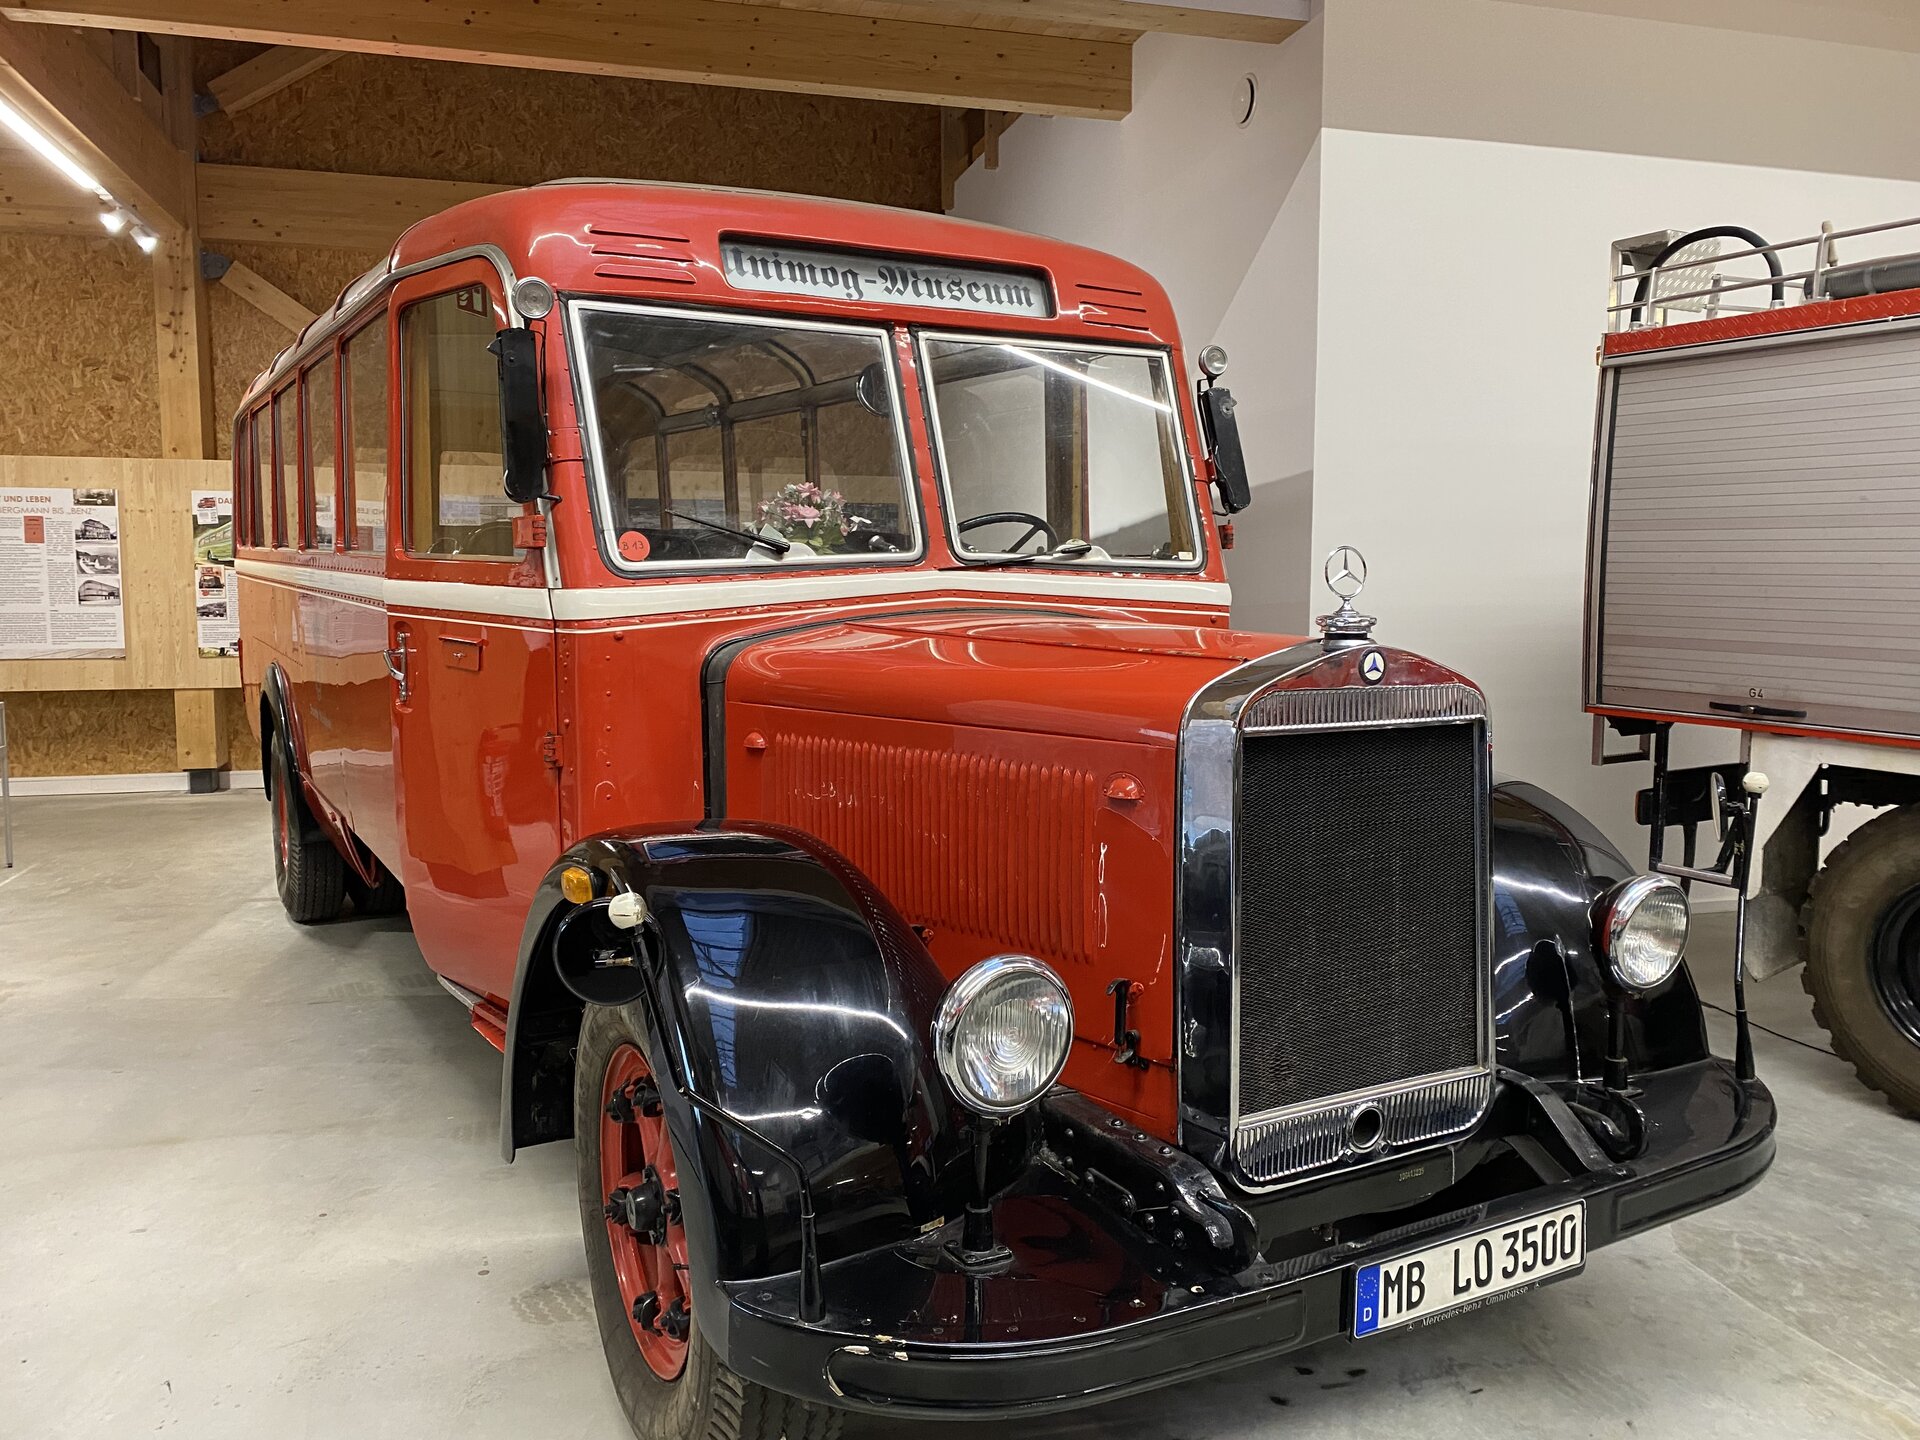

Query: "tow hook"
<box><xmin>631</xmin><ymin>1290</ymin><xmax>691</xmax><ymax>1340</ymax></box>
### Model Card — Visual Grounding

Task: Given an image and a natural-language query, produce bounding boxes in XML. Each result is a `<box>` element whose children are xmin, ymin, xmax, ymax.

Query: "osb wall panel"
<box><xmin>3</xmin><ymin>687</ymin><xmax>266</xmax><ymax>776</ymax></box>
<box><xmin>0</xmin><ymin>235</ymin><xmax>161</xmax><ymax>458</ymax></box>
<box><xmin>1</xmin><ymin>690</ymin><xmax>176</xmax><ymax>775</ymax></box>
<box><xmin>194</xmin><ymin>48</ymin><xmax>942</xmax><ymax>211</ymax></box>
<box><xmin>220</xmin><ymin>684</ymin><xmax>261</xmax><ymax>771</ymax></box>
<box><xmin>210</xmin><ymin>243</ymin><xmax>384</xmax><ymax>459</ymax></box>
<box><xmin>8</xmin><ymin>46</ymin><xmax>942</xmax><ymax>777</ymax></box>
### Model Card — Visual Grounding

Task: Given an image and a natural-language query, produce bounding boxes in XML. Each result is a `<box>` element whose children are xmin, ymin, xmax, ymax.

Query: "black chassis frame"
<box><xmin>499</xmin><ymin>786</ymin><xmax>1776</xmax><ymax>1420</ymax></box>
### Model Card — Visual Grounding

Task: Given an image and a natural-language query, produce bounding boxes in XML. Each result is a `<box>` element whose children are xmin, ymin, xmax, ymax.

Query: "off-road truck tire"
<box><xmin>1802</xmin><ymin>804</ymin><xmax>1920</xmax><ymax>1116</ymax></box>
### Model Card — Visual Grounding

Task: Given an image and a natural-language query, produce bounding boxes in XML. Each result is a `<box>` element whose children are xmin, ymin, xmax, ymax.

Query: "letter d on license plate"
<box><xmin>1352</xmin><ymin>1202</ymin><xmax>1584</xmax><ymax>1337</ymax></box>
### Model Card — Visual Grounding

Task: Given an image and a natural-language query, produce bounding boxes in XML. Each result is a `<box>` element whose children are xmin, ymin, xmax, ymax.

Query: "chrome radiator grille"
<box><xmin>1230</xmin><ymin>682</ymin><xmax>1492</xmax><ymax>1185</ymax></box>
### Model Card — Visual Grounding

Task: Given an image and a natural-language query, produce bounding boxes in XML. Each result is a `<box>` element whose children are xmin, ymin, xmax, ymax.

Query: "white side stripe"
<box><xmin>235</xmin><ymin>557</ymin><xmax>1232</xmax><ymax>623</ymax></box>
<box><xmin>236</xmin><ymin>559</ymin><xmax>555</xmax><ymax>620</ymax></box>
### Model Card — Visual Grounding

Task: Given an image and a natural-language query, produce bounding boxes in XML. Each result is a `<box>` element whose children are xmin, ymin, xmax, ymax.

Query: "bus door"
<box><xmin>331</xmin><ymin>308</ymin><xmax>402</xmax><ymax>868</ymax></box>
<box><xmin>385</xmin><ymin>261</ymin><xmax>560</xmax><ymax>1000</ymax></box>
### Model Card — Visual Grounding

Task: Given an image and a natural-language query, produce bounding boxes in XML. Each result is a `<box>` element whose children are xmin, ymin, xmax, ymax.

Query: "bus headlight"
<box><xmin>933</xmin><ymin>956</ymin><xmax>1074</xmax><ymax>1116</ymax></box>
<box><xmin>1595</xmin><ymin>874</ymin><xmax>1690</xmax><ymax>992</ymax></box>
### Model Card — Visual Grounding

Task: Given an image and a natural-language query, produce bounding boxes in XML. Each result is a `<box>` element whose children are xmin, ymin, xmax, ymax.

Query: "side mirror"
<box><xmin>1197</xmin><ymin>384</ymin><xmax>1252</xmax><ymax>514</ymax></box>
<box><xmin>490</xmin><ymin>327</ymin><xmax>550</xmax><ymax>504</ymax></box>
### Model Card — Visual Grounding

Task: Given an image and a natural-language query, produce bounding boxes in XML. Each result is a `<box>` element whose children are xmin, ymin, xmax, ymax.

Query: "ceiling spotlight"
<box><xmin>99</xmin><ymin>209</ymin><xmax>128</xmax><ymax>234</ymax></box>
<box><xmin>133</xmin><ymin>229</ymin><xmax>160</xmax><ymax>255</ymax></box>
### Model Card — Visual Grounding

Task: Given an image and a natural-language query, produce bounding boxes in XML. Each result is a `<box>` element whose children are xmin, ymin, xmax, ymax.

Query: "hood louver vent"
<box><xmin>587</xmin><ymin>223</ymin><xmax>699</xmax><ymax>287</ymax></box>
<box><xmin>1074</xmin><ymin>280</ymin><xmax>1152</xmax><ymax>333</ymax></box>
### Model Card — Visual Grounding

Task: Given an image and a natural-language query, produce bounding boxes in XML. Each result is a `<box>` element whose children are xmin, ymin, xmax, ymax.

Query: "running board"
<box><xmin>437</xmin><ymin>974</ymin><xmax>509</xmax><ymax>1053</ymax></box>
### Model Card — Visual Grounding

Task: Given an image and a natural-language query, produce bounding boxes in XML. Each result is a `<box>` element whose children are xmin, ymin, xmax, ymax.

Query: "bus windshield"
<box><xmin>920</xmin><ymin>336</ymin><xmax>1200</xmax><ymax>566</ymax></box>
<box><xmin>573</xmin><ymin>303</ymin><xmax>918</xmax><ymax>567</ymax></box>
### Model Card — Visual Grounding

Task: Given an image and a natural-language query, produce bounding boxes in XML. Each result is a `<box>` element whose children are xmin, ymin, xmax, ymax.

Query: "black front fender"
<box><xmin>502</xmin><ymin>822</ymin><xmax>983</xmax><ymax>1282</ymax></box>
<box><xmin>1492</xmin><ymin>780</ymin><xmax>1709</xmax><ymax>1082</ymax></box>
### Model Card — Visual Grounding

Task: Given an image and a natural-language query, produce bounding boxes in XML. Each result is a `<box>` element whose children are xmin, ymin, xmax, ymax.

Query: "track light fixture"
<box><xmin>0</xmin><ymin>93</ymin><xmax>157</xmax><ymax>256</ymax></box>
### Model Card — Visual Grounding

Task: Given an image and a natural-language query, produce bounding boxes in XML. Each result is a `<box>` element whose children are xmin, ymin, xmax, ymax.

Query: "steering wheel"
<box><xmin>957</xmin><ymin>510</ymin><xmax>1057</xmax><ymax>554</ymax></box>
<box><xmin>433</xmin><ymin>518</ymin><xmax>517</xmax><ymax>558</ymax></box>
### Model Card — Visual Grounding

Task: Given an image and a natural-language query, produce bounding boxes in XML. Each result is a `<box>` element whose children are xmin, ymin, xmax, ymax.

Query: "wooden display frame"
<box><xmin>0</xmin><ymin>455</ymin><xmax>234</xmax><ymax>691</ymax></box>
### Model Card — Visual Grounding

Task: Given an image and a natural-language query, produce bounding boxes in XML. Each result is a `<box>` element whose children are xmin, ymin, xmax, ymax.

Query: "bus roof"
<box><xmin>245</xmin><ymin>181</ymin><xmax>1183</xmax><ymax>413</ymax></box>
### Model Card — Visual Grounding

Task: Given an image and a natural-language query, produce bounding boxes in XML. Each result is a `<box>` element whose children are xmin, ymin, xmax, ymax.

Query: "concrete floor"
<box><xmin>1</xmin><ymin>792</ymin><xmax>1916</xmax><ymax>1440</ymax></box>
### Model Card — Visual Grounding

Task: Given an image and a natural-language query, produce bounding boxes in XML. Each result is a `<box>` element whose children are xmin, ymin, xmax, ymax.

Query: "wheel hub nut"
<box><xmin>605</xmin><ymin>1172</ymin><xmax>665</xmax><ymax>1237</ymax></box>
<box><xmin>630</xmin><ymin>1290</ymin><xmax>689</xmax><ymax>1339</ymax></box>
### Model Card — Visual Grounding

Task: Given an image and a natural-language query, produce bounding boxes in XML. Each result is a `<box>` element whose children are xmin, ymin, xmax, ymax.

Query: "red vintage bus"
<box><xmin>235</xmin><ymin>182</ymin><xmax>1771</xmax><ymax>1436</ymax></box>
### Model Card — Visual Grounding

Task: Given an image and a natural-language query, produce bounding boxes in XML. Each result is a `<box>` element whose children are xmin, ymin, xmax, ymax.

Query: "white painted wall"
<box><xmin>1312</xmin><ymin>130</ymin><xmax>1920</xmax><ymax>846</ymax></box>
<box><xmin>959</xmin><ymin>0</ymin><xmax>1920</xmax><ymax>852</ymax></box>
<box><xmin>1315</xmin><ymin>0</ymin><xmax>1920</xmax><ymax>848</ymax></box>
<box><xmin>955</xmin><ymin>19</ymin><xmax>1326</xmax><ymax>633</ymax></box>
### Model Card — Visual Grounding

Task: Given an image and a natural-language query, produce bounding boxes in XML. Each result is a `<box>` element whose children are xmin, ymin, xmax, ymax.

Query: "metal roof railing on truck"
<box><xmin>1607</xmin><ymin>216</ymin><xmax>1920</xmax><ymax>333</ymax></box>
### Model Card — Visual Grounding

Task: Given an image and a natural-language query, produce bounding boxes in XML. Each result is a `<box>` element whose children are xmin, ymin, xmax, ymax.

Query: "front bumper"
<box><xmin>715</xmin><ymin>1058</ymin><xmax>1774</xmax><ymax>1419</ymax></box>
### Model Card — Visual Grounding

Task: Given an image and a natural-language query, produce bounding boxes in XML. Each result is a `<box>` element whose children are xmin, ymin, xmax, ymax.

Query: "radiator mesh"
<box><xmin>1235</xmin><ymin>722</ymin><xmax>1484</xmax><ymax>1115</ymax></box>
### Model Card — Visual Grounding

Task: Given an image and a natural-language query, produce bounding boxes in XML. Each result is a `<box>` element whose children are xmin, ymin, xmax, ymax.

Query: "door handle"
<box><xmin>384</xmin><ymin>631</ymin><xmax>412</xmax><ymax>703</ymax></box>
<box><xmin>1707</xmin><ymin>699</ymin><xmax>1808</xmax><ymax>721</ymax></box>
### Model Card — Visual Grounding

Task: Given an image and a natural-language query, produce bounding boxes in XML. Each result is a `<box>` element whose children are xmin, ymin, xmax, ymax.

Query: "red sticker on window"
<box><xmin>617</xmin><ymin>531</ymin><xmax>651</xmax><ymax>563</ymax></box>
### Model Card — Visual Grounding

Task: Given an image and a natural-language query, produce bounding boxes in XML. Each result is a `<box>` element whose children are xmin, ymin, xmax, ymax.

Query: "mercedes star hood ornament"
<box><xmin>1317</xmin><ymin>544</ymin><xmax>1377</xmax><ymax>650</ymax></box>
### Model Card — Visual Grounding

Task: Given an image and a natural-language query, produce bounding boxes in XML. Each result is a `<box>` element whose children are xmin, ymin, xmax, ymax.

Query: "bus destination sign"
<box><xmin>721</xmin><ymin>240</ymin><xmax>1052</xmax><ymax>318</ymax></box>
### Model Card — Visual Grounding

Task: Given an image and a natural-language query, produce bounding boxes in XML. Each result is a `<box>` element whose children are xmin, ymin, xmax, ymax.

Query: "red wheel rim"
<box><xmin>600</xmin><ymin>1043</ymin><xmax>690</xmax><ymax>1380</ymax></box>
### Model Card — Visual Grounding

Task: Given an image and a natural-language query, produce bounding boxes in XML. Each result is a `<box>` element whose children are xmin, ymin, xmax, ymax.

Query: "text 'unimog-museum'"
<box><xmin>233</xmin><ymin>181</ymin><xmax>1774</xmax><ymax>1437</ymax></box>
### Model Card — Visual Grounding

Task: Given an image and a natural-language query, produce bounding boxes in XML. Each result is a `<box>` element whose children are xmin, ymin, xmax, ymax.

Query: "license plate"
<box><xmin>1352</xmin><ymin>1202</ymin><xmax>1585</xmax><ymax>1337</ymax></box>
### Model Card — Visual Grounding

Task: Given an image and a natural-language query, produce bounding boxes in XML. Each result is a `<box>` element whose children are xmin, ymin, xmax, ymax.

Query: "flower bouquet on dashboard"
<box><xmin>756</xmin><ymin>481</ymin><xmax>849</xmax><ymax>550</ymax></box>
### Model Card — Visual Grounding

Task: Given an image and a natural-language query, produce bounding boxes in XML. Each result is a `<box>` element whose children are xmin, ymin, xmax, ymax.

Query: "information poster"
<box><xmin>191</xmin><ymin>489</ymin><xmax>238</xmax><ymax>658</ymax></box>
<box><xmin>0</xmin><ymin>486</ymin><xmax>126</xmax><ymax>660</ymax></box>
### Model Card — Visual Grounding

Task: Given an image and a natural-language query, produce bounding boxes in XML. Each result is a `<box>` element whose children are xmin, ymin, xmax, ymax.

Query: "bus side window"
<box><xmin>272</xmin><ymin>386</ymin><xmax>300</xmax><ymax>549</ymax></box>
<box><xmin>304</xmin><ymin>355</ymin><xmax>339</xmax><ymax>551</ymax></box>
<box><xmin>344</xmin><ymin>314</ymin><xmax>390</xmax><ymax>554</ymax></box>
<box><xmin>249</xmin><ymin>407</ymin><xmax>271</xmax><ymax>546</ymax></box>
<box><xmin>234</xmin><ymin>413</ymin><xmax>256</xmax><ymax>545</ymax></box>
<box><xmin>401</xmin><ymin>288</ymin><xmax>517</xmax><ymax>560</ymax></box>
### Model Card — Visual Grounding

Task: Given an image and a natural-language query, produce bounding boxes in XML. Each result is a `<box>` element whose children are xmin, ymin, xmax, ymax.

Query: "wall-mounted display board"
<box><xmin>190</xmin><ymin>490</ymin><xmax>237</xmax><ymax>658</ymax></box>
<box><xmin>0</xmin><ymin>457</ymin><xmax>237</xmax><ymax>693</ymax></box>
<box><xmin>0</xmin><ymin>486</ymin><xmax>126</xmax><ymax>660</ymax></box>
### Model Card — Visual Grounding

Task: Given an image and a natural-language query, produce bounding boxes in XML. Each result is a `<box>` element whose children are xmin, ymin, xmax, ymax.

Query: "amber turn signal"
<box><xmin>560</xmin><ymin>865</ymin><xmax>596</xmax><ymax>905</ymax></box>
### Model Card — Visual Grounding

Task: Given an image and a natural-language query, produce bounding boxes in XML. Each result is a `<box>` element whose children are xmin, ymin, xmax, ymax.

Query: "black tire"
<box><xmin>1803</xmin><ymin>805</ymin><xmax>1920</xmax><ymax>1117</ymax></box>
<box><xmin>574</xmin><ymin>1004</ymin><xmax>842</xmax><ymax>1440</ymax></box>
<box><xmin>346</xmin><ymin>860</ymin><xmax>407</xmax><ymax>917</ymax></box>
<box><xmin>267</xmin><ymin>736</ymin><xmax>347</xmax><ymax>924</ymax></box>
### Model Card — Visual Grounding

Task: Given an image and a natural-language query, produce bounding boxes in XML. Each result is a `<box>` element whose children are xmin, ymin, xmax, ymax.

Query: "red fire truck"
<box><xmin>1589</xmin><ymin>220</ymin><xmax>1920</xmax><ymax>1118</ymax></box>
<box><xmin>236</xmin><ymin>182</ymin><xmax>1771</xmax><ymax>1436</ymax></box>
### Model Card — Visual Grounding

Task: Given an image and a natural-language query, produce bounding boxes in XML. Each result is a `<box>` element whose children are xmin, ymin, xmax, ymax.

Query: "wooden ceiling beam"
<box><xmin>205</xmin><ymin>45</ymin><xmax>339</xmax><ymax>114</ymax></box>
<box><xmin>211</xmin><ymin>255</ymin><xmax>319</xmax><ymax>332</ymax></box>
<box><xmin>0</xmin><ymin>15</ymin><xmax>192</xmax><ymax>229</ymax></box>
<box><xmin>196</xmin><ymin>163</ymin><xmax>509</xmax><ymax>251</ymax></box>
<box><xmin>709</xmin><ymin>0</ymin><xmax>1307</xmax><ymax>44</ymax></box>
<box><xmin>0</xmin><ymin>196</ymin><xmax>96</xmax><ymax>231</ymax></box>
<box><xmin>0</xmin><ymin>0</ymin><xmax>1133</xmax><ymax>117</ymax></box>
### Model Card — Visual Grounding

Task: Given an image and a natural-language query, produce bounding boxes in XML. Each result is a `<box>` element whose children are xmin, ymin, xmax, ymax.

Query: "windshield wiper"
<box><xmin>971</xmin><ymin>539</ymin><xmax>1094</xmax><ymax>569</ymax></box>
<box><xmin>665</xmin><ymin>509</ymin><xmax>791</xmax><ymax>555</ymax></box>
